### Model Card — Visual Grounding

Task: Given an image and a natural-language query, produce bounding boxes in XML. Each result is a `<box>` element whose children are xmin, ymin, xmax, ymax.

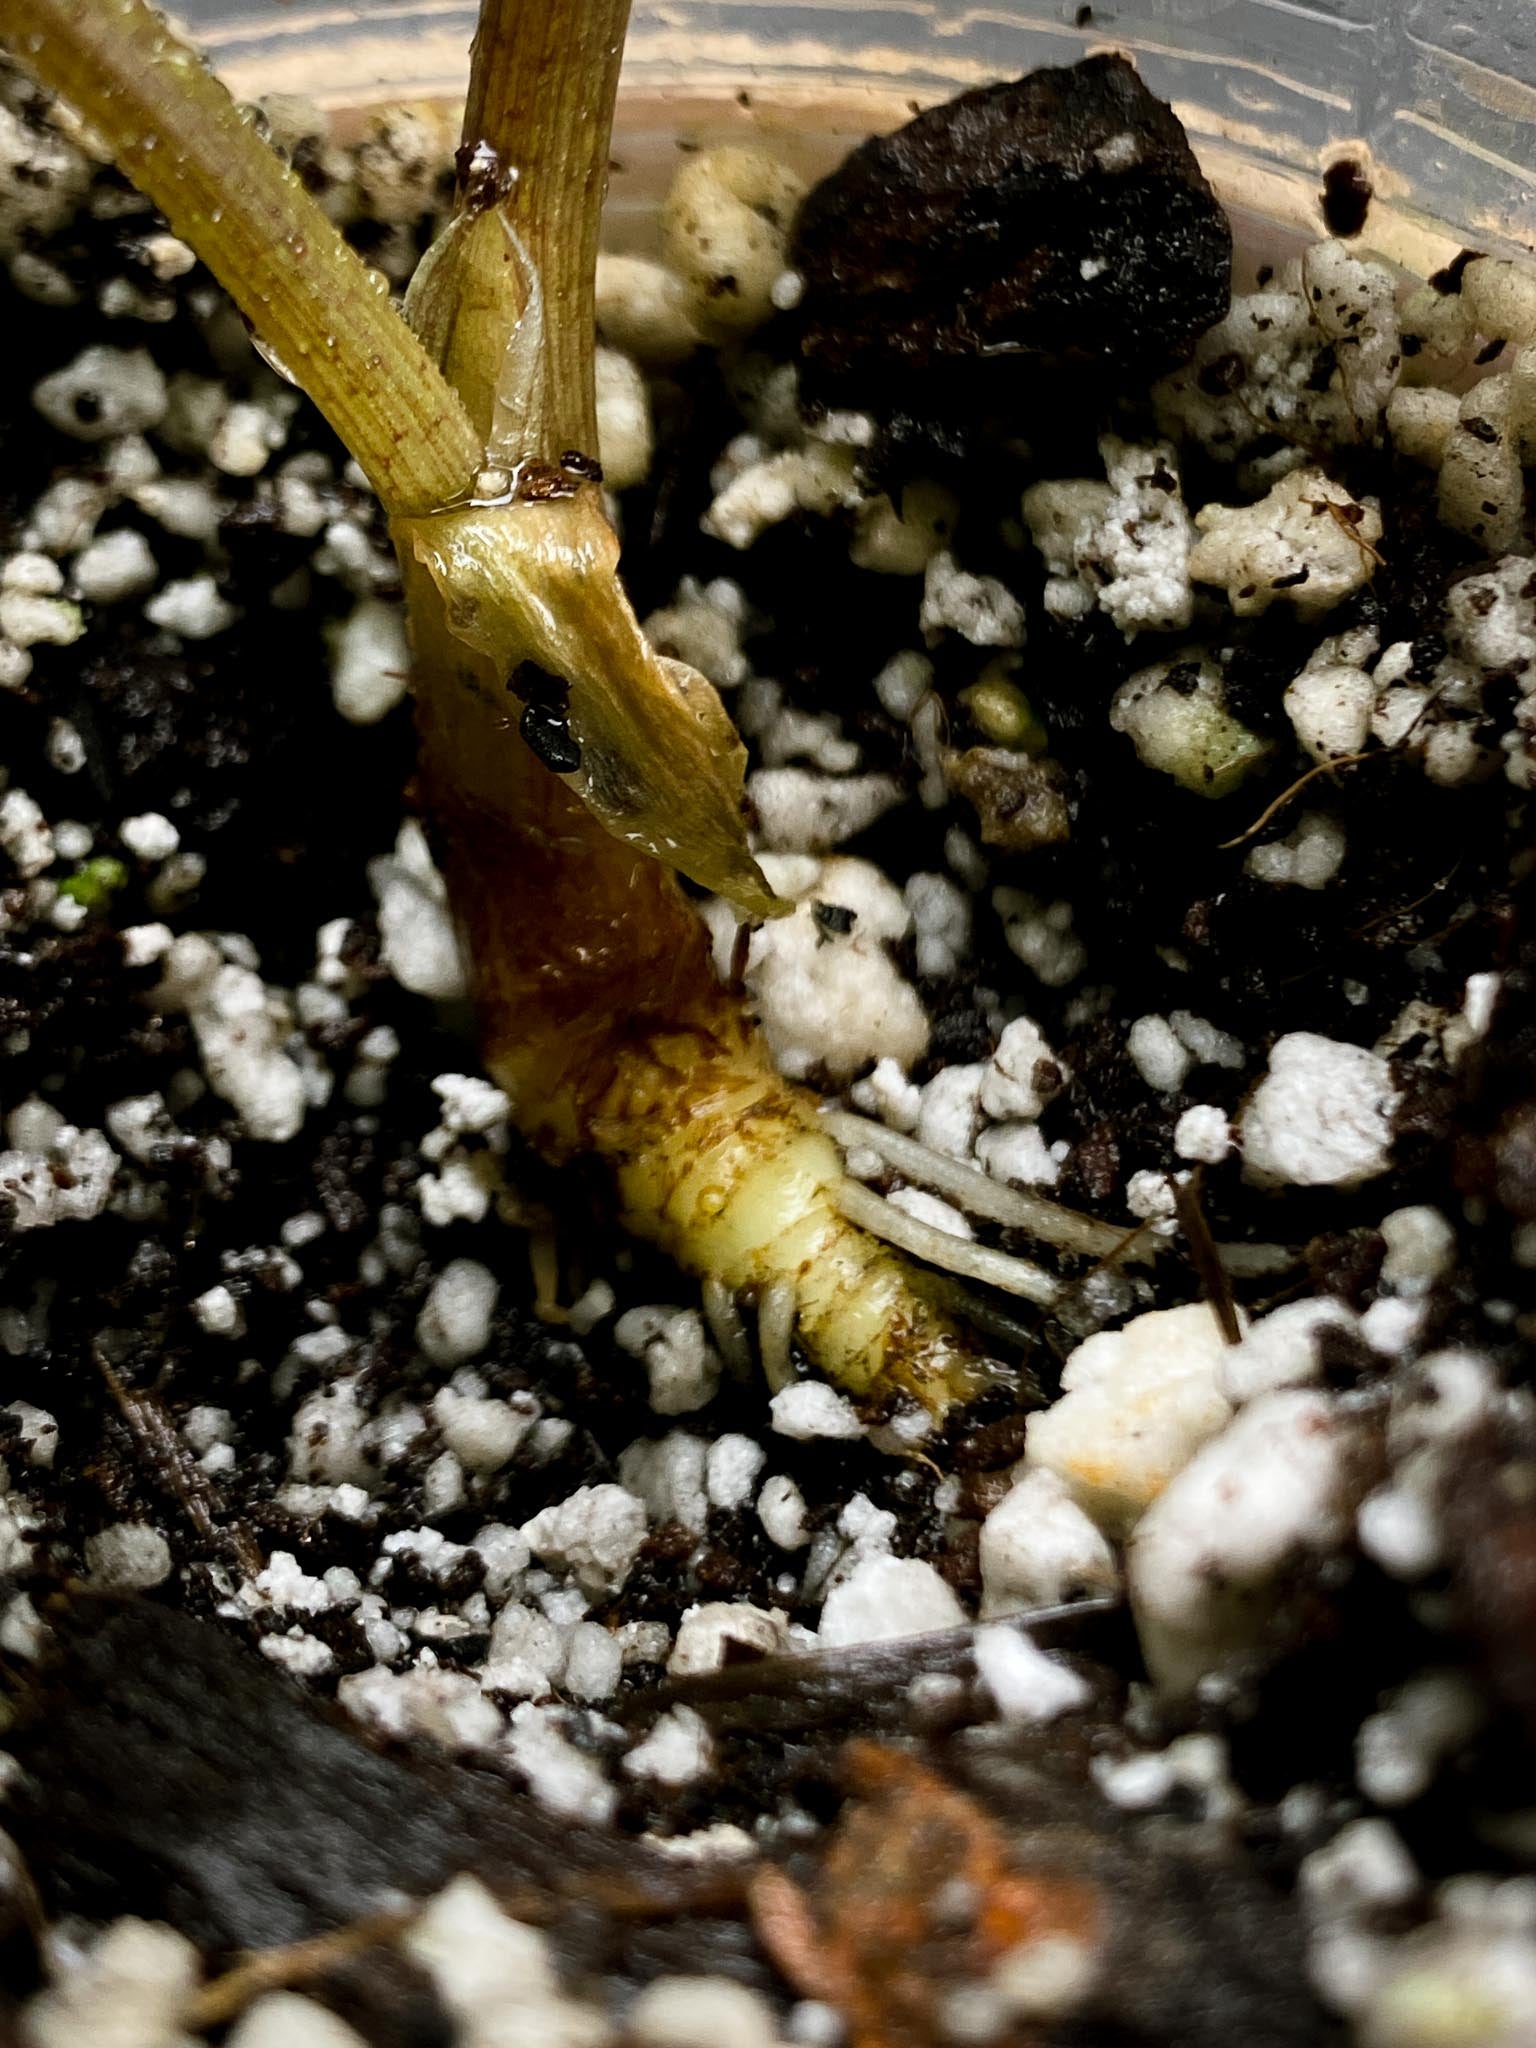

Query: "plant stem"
<box><xmin>397</xmin><ymin>0</ymin><xmax>779</xmax><ymax>912</ymax></box>
<box><xmin>6</xmin><ymin>0</ymin><xmax>481</xmax><ymax>515</ymax></box>
<box><xmin>455</xmin><ymin>0</ymin><xmax>632</xmax><ymax>453</ymax></box>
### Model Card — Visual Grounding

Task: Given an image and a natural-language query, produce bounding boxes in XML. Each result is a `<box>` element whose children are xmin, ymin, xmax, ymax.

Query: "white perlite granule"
<box><xmin>329</xmin><ymin>596</ymin><xmax>410</xmax><ymax>725</ymax></box>
<box><xmin>817</xmin><ymin>1553</ymin><xmax>965</xmax><ymax>1646</ymax></box>
<box><xmin>144</xmin><ymin>571</ymin><xmax>238</xmax><ymax>640</ymax></box>
<box><xmin>1173</xmin><ymin>1103</ymin><xmax>1231</xmax><ymax>1164</ymax></box>
<box><xmin>20</xmin><ymin>1918</ymin><xmax>199</xmax><ymax>2048</ymax></box>
<box><xmin>1189</xmin><ymin>467</ymin><xmax>1383</xmax><ymax>621</ymax></box>
<box><xmin>367</xmin><ymin>820</ymin><xmax>467</xmax><ymax>1002</ymax></box>
<box><xmin>1127</xmin><ymin>1014</ymin><xmax>1192</xmax><ymax>1093</ymax></box>
<box><xmin>628</xmin><ymin>1976</ymin><xmax>780</xmax><ymax>2048</ymax></box>
<box><xmin>72</xmin><ymin>525</ymin><xmax>158</xmax><ymax>603</ymax></box>
<box><xmin>979</xmin><ymin>1465</ymin><xmax>1119</xmax><ymax>1615</ymax></box>
<box><xmin>84</xmin><ymin>1521</ymin><xmax>173</xmax><ymax>1591</ymax></box>
<box><xmin>520</xmin><ymin>1484</ymin><xmax>648</xmax><ymax>1596</ymax></box>
<box><xmin>156</xmin><ymin>935</ymin><xmax>308</xmax><ymax>1144</ymax></box>
<box><xmin>624</xmin><ymin>1704</ymin><xmax>714</xmax><ymax>1786</ymax></box>
<box><xmin>119</xmin><ymin>811</ymin><xmax>179</xmax><ymax>862</ymax></box>
<box><xmin>406</xmin><ymin>1875</ymin><xmax>611</xmax><ymax>2047</ymax></box>
<box><xmin>973</xmin><ymin>1624</ymin><xmax>1092</xmax><ymax>1722</ymax></box>
<box><xmin>228</xmin><ymin>1993</ymin><xmax>372</xmax><ymax>2048</ymax></box>
<box><xmin>1023</xmin><ymin>436</ymin><xmax>1193</xmax><ymax>638</ymax></box>
<box><xmin>919</xmin><ymin>548</ymin><xmax>1028</xmax><ymax>647</ymax></box>
<box><xmin>769</xmin><ymin>1380</ymin><xmax>865</xmax><ymax>1441</ymax></box>
<box><xmin>1242</xmin><ymin>1032</ymin><xmax>1399</xmax><ymax>1187</ymax></box>
<box><xmin>416</xmin><ymin>1258</ymin><xmax>499</xmax><ymax>1367</ymax></box>
<box><xmin>1026</xmin><ymin>1302</ymin><xmax>1235</xmax><ymax>1538</ymax></box>
<box><xmin>614</xmin><ymin>1304</ymin><xmax>722</xmax><ymax>1415</ymax></box>
<box><xmin>33</xmin><ymin>343</ymin><xmax>168</xmax><ymax>441</ymax></box>
<box><xmin>668</xmin><ymin>1601</ymin><xmax>789</xmax><ymax>1678</ymax></box>
<box><xmin>1129</xmin><ymin>1389</ymin><xmax>1357</xmax><ymax>1692</ymax></box>
<box><xmin>0</xmin><ymin>1122</ymin><xmax>119</xmax><ymax>1231</ymax></box>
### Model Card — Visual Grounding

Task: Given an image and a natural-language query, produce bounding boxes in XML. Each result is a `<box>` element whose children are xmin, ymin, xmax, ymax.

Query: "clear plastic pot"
<box><xmin>178</xmin><ymin>1</ymin><xmax>1536</xmax><ymax>276</ymax></box>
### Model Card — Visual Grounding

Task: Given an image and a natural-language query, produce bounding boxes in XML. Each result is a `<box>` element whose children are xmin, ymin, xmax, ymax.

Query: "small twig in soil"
<box><xmin>1171</xmin><ymin>1173</ymin><xmax>1243</xmax><ymax>1345</ymax></box>
<box><xmin>185</xmin><ymin>1911</ymin><xmax>416</xmax><ymax>2030</ymax></box>
<box><xmin>637</xmin><ymin>1601</ymin><xmax>1126</xmax><ymax>1737</ymax></box>
<box><xmin>1218</xmin><ymin>749</ymin><xmax>1378</xmax><ymax>849</ymax></box>
<box><xmin>1320</xmin><ymin>493</ymin><xmax>1388</xmax><ymax>566</ymax></box>
<box><xmin>93</xmin><ymin>1347</ymin><xmax>264</xmax><ymax>1578</ymax></box>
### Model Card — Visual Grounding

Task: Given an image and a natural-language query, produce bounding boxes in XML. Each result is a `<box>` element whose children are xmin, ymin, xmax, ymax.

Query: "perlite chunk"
<box><xmin>661</xmin><ymin>147</ymin><xmax>807</xmax><ymax>337</ymax></box>
<box><xmin>1155</xmin><ymin>242</ymin><xmax>1401</xmax><ymax>459</ymax></box>
<box><xmin>850</xmin><ymin>477</ymin><xmax>957</xmax><ymax>575</ymax></box>
<box><xmin>33</xmin><ymin>343</ymin><xmax>168</xmax><ymax>443</ymax></box>
<box><xmin>704</xmin><ymin>853</ymin><xmax>928</xmax><ymax>1083</ymax></box>
<box><xmin>352</xmin><ymin>104</ymin><xmax>443</xmax><ymax>225</ymax></box>
<box><xmin>594</xmin><ymin>345</ymin><xmax>653</xmax><ymax>491</ymax></box>
<box><xmin>1387</xmin><ymin>385</ymin><xmax>1460</xmax><ymax>469</ymax></box>
<box><xmin>1284</xmin><ymin>628</ymin><xmax>1380</xmax><ymax>762</ymax></box>
<box><xmin>642</xmin><ymin>576</ymin><xmax>750</xmax><ymax>690</ymax></box>
<box><xmin>1021</xmin><ymin>477</ymin><xmax>1114</xmax><ymax>622</ymax></box>
<box><xmin>1299</xmin><ymin>238</ymin><xmax>1402</xmax><ymax>441</ymax></box>
<box><xmin>1241</xmin><ymin>1031</ymin><xmax>1398</xmax><ymax>1188</ymax></box>
<box><xmin>1245</xmin><ymin>810</ymin><xmax>1346</xmax><ymax>890</ymax></box>
<box><xmin>1187</xmin><ymin>466</ymin><xmax>1382</xmax><ymax>620</ymax></box>
<box><xmin>1510</xmin><ymin>341</ymin><xmax>1536</xmax><ymax>465</ymax></box>
<box><xmin>919</xmin><ymin>549</ymin><xmax>1027</xmax><ymax>647</ymax></box>
<box><xmin>1022</xmin><ymin>437</ymin><xmax>1193</xmax><ymax>637</ymax></box>
<box><xmin>1460</xmin><ymin>255</ymin><xmax>1536</xmax><ymax>347</ymax></box>
<box><xmin>702</xmin><ymin>440</ymin><xmax>861</xmax><ymax>551</ymax></box>
<box><xmin>1025</xmin><ymin>1302</ymin><xmax>1237</xmax><ymax>1539</ymax></box>
<box><xmin>1129</xmin><ymin>1389</ymin><xmax>1358</xmax><ymax>1692</ymax></box>
<box><xmin>1362</xmin><ymin>555</ymin><xmax>1536</xmax><ymax>789</ymax></box>
<box><xmin>1110</xmin><ymin>650</ymin><xmax>1272</xmax><ymax>797</ymax></box>
<box><xmin>0</xmin><ymin>89</ymin><xmax>91</xmax><ymax>257</ymax></box>
<box><xmin>1438</xmin><ymin>374</ymin><xmax>1529</xmax><ymax>556</ymax></box>
<box><xmin>594</xmin><ymin>251</ymin><xmax>703</xmax><ymax>367</ymax></box>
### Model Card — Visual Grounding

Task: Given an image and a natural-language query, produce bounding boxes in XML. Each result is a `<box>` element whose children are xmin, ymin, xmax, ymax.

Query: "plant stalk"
<box><xmin>5</xmin><ymin>0</ymin><xmax>481</xmax><ymax>515</ymax></box>
<box><xmin>454</xmin><ymin>0</ymin><xmax>632</xmax><ymax>453</ymax></box>
<box><xmin>396</xmin><ymin>0</ymin><xmax>779</xmax><ymax>912</ymax></box>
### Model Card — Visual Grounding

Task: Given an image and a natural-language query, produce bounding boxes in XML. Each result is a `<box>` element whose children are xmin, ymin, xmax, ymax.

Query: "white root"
<box><xmin>821</xmin><ymin>1108</ymin><xmax>1141</xmax><ymax>1263</ymax></box>
<box><xmin>757</xmin><ymin>1279</ymin><xmax>798</xmax><ymax>1392</ymax></box>
<box><xmin>835</xmin><ymin>1179</ymin><xmax>1063</xmax><ymax>1308</ymax></box>
<box><xmin>702</xmin><ymin>1272</ymin><xmax>752</xmax><ymax>1378</ymax></box>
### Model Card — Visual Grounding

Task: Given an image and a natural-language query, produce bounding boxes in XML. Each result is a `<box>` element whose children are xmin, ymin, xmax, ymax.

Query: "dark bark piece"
<box><xmin>791</xmin><ymin>54</ymin><xmax>1231</xmax><ymax>396</ymax></box>
<box><xmin>5</xmin><ymin>1598</ymin><xmax>744</xmax><ymax>1960</ymax></box>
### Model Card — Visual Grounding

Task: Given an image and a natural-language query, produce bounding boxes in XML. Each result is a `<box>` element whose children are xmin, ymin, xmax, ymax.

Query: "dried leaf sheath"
<box><xmin>396</xmin><ymin>494</ymin><xmax>779</xmax><ymax>912</ymax></box>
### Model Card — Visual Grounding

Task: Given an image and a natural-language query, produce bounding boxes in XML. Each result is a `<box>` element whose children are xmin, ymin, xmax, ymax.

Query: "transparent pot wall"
<box><xmin>179</xmin><ymin>0</ymin><xmax>1536</xmax><ymax>273</ymax></box>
